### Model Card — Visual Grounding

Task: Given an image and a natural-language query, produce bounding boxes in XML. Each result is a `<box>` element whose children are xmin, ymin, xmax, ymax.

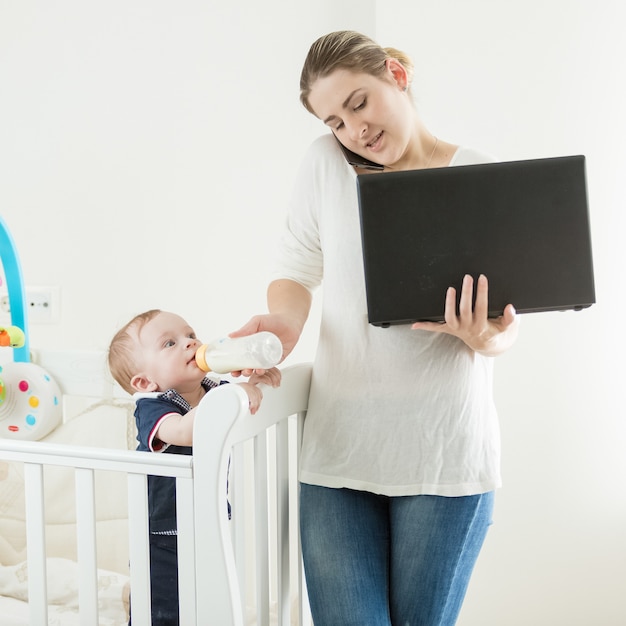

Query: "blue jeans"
<box><xmin>299</xmin><ymin>484</ymin><xmax>494</xmax><ymax>626</ymax></box>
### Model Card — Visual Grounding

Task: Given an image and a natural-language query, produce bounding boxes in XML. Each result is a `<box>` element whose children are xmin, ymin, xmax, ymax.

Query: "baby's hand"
<box><xmin>249</xmin><ymin>367</ymin><xmax>281</xmax><ymax>388</ymax></box>
<box><xmin>237</xmin><ymin>382</ymin><xmax>263</xmax><ymax>415</ymax></box>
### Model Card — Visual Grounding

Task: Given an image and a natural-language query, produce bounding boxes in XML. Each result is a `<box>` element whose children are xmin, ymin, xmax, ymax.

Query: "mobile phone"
<box><xmin>335</xmin><ymin>136</ymin><xmax>384</xmax><ymax>171</ymax></box>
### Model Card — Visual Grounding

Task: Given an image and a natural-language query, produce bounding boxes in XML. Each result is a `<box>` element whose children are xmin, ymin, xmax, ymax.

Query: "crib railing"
<box><xmin>0</xmin><ymin>361</ymin><xmax>313</xmax><ymax>626</ymax></box>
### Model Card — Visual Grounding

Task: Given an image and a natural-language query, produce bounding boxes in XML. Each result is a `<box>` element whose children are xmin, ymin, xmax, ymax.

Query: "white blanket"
<box><xmin>0</xmin><ymin>557</ymin><xmax>129</xmax><ymax>625</ymax></box>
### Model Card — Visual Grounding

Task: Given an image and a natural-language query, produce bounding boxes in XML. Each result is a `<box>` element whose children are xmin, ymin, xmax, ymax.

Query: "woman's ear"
<box><xmin>130</xmin><ymin>373</ymin><xmax>159</xmax><ymax>393</ymax></box>
<box><xmin>385</xmin><ymin>57</ymin><xmax>409</xmax><ymax>91</ymax></box>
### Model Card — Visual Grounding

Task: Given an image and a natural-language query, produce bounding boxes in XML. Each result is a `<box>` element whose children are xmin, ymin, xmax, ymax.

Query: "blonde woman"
<box><xmin>233</xmin><ymin>31</ymin><xmax>519</xmax><ymax>625</ymax></box>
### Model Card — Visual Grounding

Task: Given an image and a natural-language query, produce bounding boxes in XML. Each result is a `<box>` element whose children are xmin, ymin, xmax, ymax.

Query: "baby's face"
<box><xmin>132</xmin><ymin>311</ymin><xmax>204</xmax><ymax>393</ymax></box>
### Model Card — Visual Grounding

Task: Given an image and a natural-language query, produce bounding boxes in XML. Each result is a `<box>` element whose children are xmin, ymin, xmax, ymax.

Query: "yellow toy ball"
<box><xmin>0</xmin><ymin>326</ymin><xmax>25</xmax><ymax>348</ymax></box>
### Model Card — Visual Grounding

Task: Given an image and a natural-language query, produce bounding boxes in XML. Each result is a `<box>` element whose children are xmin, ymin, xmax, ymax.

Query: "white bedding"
<box><xmin>0</xmin><ymin>557</ymin><xmax>301</xmax><ymax>626</ymax></box>
<box><xmin>0</xmin><ymin>557</ymin><xmax>129</xmax><ymax>625</ymax></box>
<box><xmin>0</xmin><ymin>399</ymin><xmax>136</xmax><ymax>573</ymax></box>
<box><xmin>0</xmin><ymin>399</ymin><xmax>135</xmax><ymax>624</ymax></box>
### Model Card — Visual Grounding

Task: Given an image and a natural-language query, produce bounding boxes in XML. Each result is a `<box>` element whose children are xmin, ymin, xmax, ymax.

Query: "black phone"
<box><xmin>335</xmin><ymin>136</ymin><xmax>384</xmax><ymax>171</ymax></box>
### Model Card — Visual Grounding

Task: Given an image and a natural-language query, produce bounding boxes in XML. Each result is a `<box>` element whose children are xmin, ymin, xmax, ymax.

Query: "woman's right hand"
<box><xmin>230</xmin><ymin>279</ymin><xmax>312</xmax><ymax>377</ymax></box>
<box><xmin>229</xmin><ymin>313</ymin><xmax>303</xmax><ymax>376</ymax></box>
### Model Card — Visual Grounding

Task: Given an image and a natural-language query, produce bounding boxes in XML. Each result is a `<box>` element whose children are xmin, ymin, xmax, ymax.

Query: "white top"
<box><xmin>273</xmin><ymin>133</ymin><xmax>500</xmax><ymax>497</ymax></box>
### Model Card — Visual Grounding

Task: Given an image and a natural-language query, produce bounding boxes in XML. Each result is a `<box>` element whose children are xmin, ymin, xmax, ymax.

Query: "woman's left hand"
<box><xmin>411</xmin><ymin>274</ymin><xmax>520</xmax><ymax>356</ymax></box>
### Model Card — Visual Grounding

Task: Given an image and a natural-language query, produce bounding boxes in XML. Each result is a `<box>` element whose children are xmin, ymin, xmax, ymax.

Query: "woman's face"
<box><xmin>307</xmin><ymin>62</ymin><xmax>416</xmax><ymax>170</ymax></box>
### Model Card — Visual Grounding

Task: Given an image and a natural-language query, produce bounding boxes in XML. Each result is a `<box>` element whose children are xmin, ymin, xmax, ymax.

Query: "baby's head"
<box><xmin>108</xmin><ymin>309</ymin><xmax>161</xmax><ymax>394</ymax></box>
<box><xmin>108</xmin><ymin>309</ymin><xmax>203</xmax><ymax>395</ymax></box>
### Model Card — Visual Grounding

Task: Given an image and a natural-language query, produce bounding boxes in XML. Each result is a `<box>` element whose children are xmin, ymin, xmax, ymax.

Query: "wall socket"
<box><xmin>0</xmin><ymin>286</ymin><xmax>60</xmax><ymax>324</ymax></box>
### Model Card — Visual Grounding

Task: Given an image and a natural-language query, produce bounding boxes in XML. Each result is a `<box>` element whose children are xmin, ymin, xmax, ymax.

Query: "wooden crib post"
<box><xmin>191</xmin><ymin>363</ymin><xmax>313</xmax><ymax>626</ymax></box>
<box><xmin>192</xmin><ymin>382</ymin><xmax>249</xmax><ymax>625</ymax></box>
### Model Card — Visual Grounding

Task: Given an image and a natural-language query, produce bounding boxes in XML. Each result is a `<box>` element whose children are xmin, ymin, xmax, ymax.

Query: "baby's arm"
<box><xmin>155</xmin><ymin>408</ymin><xmax>197</xmax><ymax>447</ymax></box>
<box><xmin>155</xmin><ymin>368</ymin><xmax>282</xmax><ymax>444</ymax></box>
<box><xmin>236</xmin><ymin>382</ymin><xmax>264</xmax><ymax>414</ymax></box>
<box><xmin>237</xmin><ymin>367</ymin><xmax>281</xmax><ymax>414</ymax></box>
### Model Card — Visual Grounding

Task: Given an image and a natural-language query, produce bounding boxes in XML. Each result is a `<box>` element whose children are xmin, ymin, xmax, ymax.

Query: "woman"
<box><xmin>233</xmin><ymin>30</ymin><xmax>519</xmax><ymax>626</ymax></box>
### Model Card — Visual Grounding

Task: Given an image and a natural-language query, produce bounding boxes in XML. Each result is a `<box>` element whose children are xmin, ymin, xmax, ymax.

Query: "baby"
<box><xmin>108</xmin><ymin>309</ymin><xmax>280</xmax><ymax>626</ymax></box>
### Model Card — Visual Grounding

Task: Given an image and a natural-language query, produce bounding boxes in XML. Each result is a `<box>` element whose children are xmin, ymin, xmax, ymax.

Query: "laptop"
<box><xmin>356</xmin><ymin>155</ymin><xmax>596</xmax><ymax>327</ymax></box>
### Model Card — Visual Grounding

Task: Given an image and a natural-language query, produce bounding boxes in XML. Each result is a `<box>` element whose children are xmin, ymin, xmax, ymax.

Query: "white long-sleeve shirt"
<box><xmin>274</xmin><ymin>133</ymin><xmax>501</xmax><ymax>497</ymax></box>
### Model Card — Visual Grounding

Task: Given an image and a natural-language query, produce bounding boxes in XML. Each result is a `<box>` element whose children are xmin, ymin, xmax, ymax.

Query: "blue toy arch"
<box><xmin>0</xmin><ymin>215</ymin><xmax>62</xmax><ymax>441</ymax></box>
<box><xmin>0</xmin><ymin>215</ymin><xmax>30</xmax><ymax>362</ymax></box>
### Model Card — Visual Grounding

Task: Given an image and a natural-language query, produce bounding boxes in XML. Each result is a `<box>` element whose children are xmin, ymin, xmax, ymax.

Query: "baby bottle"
<box><xmin>195</xmin><ymin>331</ymin><xmax>282</xmax><ymax>374</ymax></box>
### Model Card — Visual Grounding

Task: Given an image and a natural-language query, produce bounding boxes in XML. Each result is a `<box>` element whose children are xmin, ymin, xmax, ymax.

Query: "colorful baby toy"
<box><xmin>0</xmin><ymin>215</ymin><xmax>62</xmax><ymax>440</ymax></box>
<box><xmin>0</xmin><ymin>325</ymin><xmax>25</xmax><ymax>348</ymax></box>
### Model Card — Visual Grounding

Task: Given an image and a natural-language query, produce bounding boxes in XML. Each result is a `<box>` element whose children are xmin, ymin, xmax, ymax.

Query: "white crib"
<box><xmin>0</xmin><ymin>349</ymin><xmax>312</xmax><ymax>626</ymax></box>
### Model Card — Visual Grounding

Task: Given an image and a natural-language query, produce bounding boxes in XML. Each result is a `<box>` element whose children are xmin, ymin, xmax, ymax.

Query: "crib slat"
<box><xmin>176</xmin><ymin>476</ymin><xmax>196</xmax><ymax>626</ymax></box>
<box><xmin>23</xmin><ymin>462</ymin><xmax>49</xmax><ymax>625</ymax></box>
<box><xmin>275</xmin><ymin>419</ymin><xmax>291</xmax><ymax>626</ymax></box>
<box><xmin>254</xmin><ymin>430</ymin><xmax>270</xmax><ymax>626</ymax></box>
<box><xmin>297</xmin><ymin>410</ymin><xmax>312</xmax><ymax>626</ymax></box>
<box><xmin>75</xmin><ymin>468</ymin><xmax>100</xmax><ymax>625</ymax></box>
<box><xmin>231</xmin><ymin>441</ymin><xmax>248</xmax><ymax>618</ymax></box>
<box><xmin>127</xmin><ymin>472</ymin><xmax>151</xmax><ymax>626</ymax></box>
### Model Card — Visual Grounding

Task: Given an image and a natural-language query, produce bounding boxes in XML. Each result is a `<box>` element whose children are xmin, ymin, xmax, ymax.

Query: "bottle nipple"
<box><xmin>195</xmin><ymin>344</ymin><xmax>211</xmax><ymax>372</ymax></box>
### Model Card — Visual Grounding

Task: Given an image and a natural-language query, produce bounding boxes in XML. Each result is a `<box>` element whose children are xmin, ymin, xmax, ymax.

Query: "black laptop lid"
<box><xmin>356</xmin><ymin>155</ymin><xmax>596</xmax><ymax>327</ymax></box>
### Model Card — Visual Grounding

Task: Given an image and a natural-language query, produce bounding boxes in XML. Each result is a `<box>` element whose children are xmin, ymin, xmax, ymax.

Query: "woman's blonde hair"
<box><xmin>108</xmin><ymin>309</ymin><xmax>161</xmax><ymax>394</ymax></box>
<box><xmin>299</xmin><ymin>30</ymin><xmax>414</xmax><ymax>115</ymax></box>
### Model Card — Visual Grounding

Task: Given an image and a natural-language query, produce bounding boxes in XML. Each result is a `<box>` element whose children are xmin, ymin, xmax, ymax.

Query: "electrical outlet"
<box><xmin>0</xmin><ymin>286</ymin><xmax>60</xmax><ymax>324</ymax></box>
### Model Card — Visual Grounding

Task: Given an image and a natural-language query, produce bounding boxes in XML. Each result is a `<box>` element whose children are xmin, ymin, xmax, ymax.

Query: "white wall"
<box><xmin>1</xmin><ymin>1</ymin><xmax>624</xmax><ymax>624</ymax></box>
<box><xmin>377</xmin><ymin>2</ymin><xmax>626</xmax><ymax>625</ymax></box>
<box><xmin>0</xmin><ymin>0</ymin><xmax>375</xmax><ymax>365</ymax></box>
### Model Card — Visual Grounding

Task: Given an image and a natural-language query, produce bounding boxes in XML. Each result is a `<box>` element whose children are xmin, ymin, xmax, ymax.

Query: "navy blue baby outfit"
<box><xmin>130</xmin><ymin>378</ymin><xmax>227</xmax><ymax>626</ymax></box>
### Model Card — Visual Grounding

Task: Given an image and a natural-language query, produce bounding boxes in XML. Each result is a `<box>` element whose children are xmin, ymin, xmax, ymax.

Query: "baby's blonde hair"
<box><xmin>299</xmin><ymin>30</ymin><xmax>415</xmax><ymax>115</ymax></box>
<box><xmin>108</xmin><ymin>309</ymin><xmax>161</xmax><ymax>394</ymax></box>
